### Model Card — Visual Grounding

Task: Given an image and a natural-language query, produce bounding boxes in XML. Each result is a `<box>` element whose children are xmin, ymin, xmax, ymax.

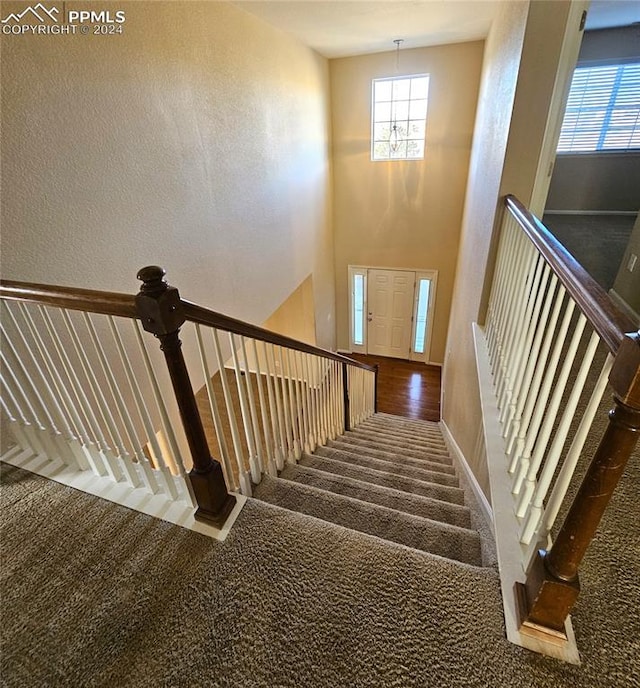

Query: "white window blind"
<box><xmin>557</xmin><ymin>63</ymin><xmax>640</xmax><ymax>153</ymax></box>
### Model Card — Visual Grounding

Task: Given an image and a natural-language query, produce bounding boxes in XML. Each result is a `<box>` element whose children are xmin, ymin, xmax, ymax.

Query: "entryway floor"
<box><xmin>349</xmin><ymin>354</ymin><xmax>441</xmax><ymax>422</ymax></box>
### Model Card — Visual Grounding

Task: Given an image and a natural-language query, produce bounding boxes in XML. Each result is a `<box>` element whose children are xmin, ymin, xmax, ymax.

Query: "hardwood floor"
<box><xmin>350</xmin><ymin>354</ymin><xmax>441</xmax><ymax>422</ymax></box>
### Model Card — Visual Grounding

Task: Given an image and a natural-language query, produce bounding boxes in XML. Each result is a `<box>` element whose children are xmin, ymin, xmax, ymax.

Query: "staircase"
<box><xmin>253</xmin><ymin>412</ymin><xmax>485</xmax><ymax>568</ymax></box>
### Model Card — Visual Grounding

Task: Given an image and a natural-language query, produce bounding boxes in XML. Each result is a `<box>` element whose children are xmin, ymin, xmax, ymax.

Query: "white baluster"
<box><xmin>519</xmin><ymin>328</ymin><xmax>600</xmax><ymax>543</ymax></box>
<box><xmin>194</xmin><ymin>324</ymin><xmax>236</xmax><ymax>491</ymax></box>
<box><xmin>505</xmin><ymin>272</ymin><xmax>558</xmax><ymax>452</ymax></box>
<box><xmin>228</xmin><ymin>333</ymin><xmax>259</xmax><ymax>480</ymax></box>
<box><xmin>275</xmin><ymin>346</ymin><xmax>295</xmax><ymax>461</ymax></box>
<box><xmin>498</xmin><ymin>255</ymin><xmax>545</xmax><ymax>424</ymax></box>
<box><xmin>251</xmin><ymin>338</ymin><xmax>276</xmax><ymax>476</ymax></box>
<box><xmin>284</xmin><ymin>348</ymin><xmax>302</xmax><ymax>459</ymax></box>
<box><xmin>211</xmin><ymin>329</ymin><xmax>251</xmax><ymax>495</ymax></box>
<box><xmin>265</xmin><ymin>343</ymin><xmax>287</xmax><ymax>467</ymax></box>
<box><xmin>239</xmin><ymin>335</ymin><xmax>265</xmax><ymax>478</ymax></box>
<box><xmin>539</xmin><ymin>352</ymin><xmax>613</xmax><ymax>538</ymax></box>
<box><xmin>513</xmin><ymin>310</ymin><xmax>586</xmax><ymax>503</ymax></box>
<box><xmin>261</xmin><ymin>341</ymin><xmax>284</xmax><ymax>470</ymax></box>
<box><xmin>83</xmin><ymin>314</ymin><xmax>143</xmax><ymax>488</ymax></box>
<box><xmin>108</xmin><ymin>316</ymin><xmax>162</xmax><ymax>495</ymax></box>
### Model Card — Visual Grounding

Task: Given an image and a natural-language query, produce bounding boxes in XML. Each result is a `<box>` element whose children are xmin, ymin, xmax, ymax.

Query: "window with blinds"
<box><xmin>557</xmin><ymin>62</ymin><xmax>640</xmax><ymax>153</ymax></box>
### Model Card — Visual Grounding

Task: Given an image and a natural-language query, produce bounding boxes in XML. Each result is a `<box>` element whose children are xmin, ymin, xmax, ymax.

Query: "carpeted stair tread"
<box><xmin>327</xmin><ymin>438</ymin><xmax>455</xmax><ymax>473</ymax></box>
<box><xmin>317</xmin><ymin>446</ymin><xmax>459</xmax><ymax>487</ymax></box>
<box><xmin>299</xmin><ymin>453</ymin><xmax>466</xmax><ymax>505</ymax></box>
<box><xmin>252</xmin><ymin>475</ymin><xmax>482</xmax><ymax>566</ymax></box>
<box><xmin>333</xmin><ymin>435</ymin><xmax>451</xmax><ymax>465</ymax></box>
<box><xmin>364</xmin><ymin>414</ymin><xmax>443</xmax><ymax>434</ymax></box>
<box><xmin>351</xmin><ymin>424</ymin><xmax>449</xmax><ymax>451</ymax></box>
<box><xmin>344</xmin><ymin>430</ymin><xmax>450</xmax><ymax>458</ymax></box>
<box><xmin>279</xmin><ymin>463</ymin><xmax>472</xmax><ymax>528</ymax></box>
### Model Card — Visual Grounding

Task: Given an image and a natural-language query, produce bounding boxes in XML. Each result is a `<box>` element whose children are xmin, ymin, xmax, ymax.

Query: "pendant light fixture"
<box><xmin>389</xmin><ymin>39</ymin><xmax>404</xmax><ymax>153</ymax></box>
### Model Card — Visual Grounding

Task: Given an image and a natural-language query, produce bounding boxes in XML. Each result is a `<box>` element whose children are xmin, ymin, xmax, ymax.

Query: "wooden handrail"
<box><xmin>0</xmin><ymin>278</ymin><xmax>375</xmax><ymax>372</ymax></box>
<box><xmin>0</xmin><ymin>280</ymin><xmax>137</xmax><ymax>318</ymax></box>
<box><xmin>182</xmin><ymin>301</ymin><xmax>377</xmax><ymax>372</ymax></box>
<box><xmin>505</xmin><ymin>195</ymin><xmax>635</xmax><ymax>354</ymax></box>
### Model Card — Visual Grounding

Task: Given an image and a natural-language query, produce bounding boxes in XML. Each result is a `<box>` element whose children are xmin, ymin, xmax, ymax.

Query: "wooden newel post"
<box><xmin>135</xmin><ymin>266</ymin><xmax>236</xmax><ymax>526</ymax></box>
<box><xmin>342</xmin><ymin>362</ymin><xmax>350</xmax><ymax>432</ymax></box>
<box><xmin>518</xmin><ymin>330</ymin><xmax>640</xmax><ymax>638</ymax></box>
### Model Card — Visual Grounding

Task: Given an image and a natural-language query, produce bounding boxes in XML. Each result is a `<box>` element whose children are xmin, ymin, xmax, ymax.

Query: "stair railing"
<box><xmin>480</xmin><ymin>194</ymin><xmax>639</xmax><ymax>655</ymax></box>
<box><xmin>0</xmin><ymin>266</ymin><xmax>377</xmax><ymax>525</ymax></box>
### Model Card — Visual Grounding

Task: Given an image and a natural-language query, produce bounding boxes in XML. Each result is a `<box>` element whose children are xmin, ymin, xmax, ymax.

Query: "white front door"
<box><xmin>367</xmin><ymin>269</ymin><xmax>416</xmax><ymax>359</ymax></box>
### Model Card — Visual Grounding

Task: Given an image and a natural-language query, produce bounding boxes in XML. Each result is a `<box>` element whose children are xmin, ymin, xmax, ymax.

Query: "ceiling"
<box><xmin>233</xmin><ymin>0</ymin><xmax>640</xmax><ymax>59</ymax></box>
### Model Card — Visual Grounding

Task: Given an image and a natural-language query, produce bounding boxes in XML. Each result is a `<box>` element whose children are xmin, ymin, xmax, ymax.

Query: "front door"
<box><xmin>367</xmin><ymin>269</ymin><xmax>415</xmax><ymax>359</ymax></box>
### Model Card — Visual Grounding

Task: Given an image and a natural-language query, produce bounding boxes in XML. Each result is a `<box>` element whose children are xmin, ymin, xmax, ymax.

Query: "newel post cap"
<box><xmin>135</xmin><ymin>265</ymin><xmax>185</xmax><ymax>336</ymax></box>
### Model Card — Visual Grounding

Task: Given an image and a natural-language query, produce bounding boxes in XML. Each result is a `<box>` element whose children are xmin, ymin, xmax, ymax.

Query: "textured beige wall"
<box><xmin>442</xmin><ymin>0</ymin><xmax>578</xmax><ymax>500</ymax></box>
<box><xmin>441</xmin><ymin>1</ymin><xmax>529</xmax><ymax>499</ymax></box>
<box><xmin>263</xmin><ymin>275</ymin><xmax>317</xmax><ymax>345</ymax></box>
<box><xmin>330</xmin><ymin>41</ymin><xmax>484</xmax><ymax>363</ymax></box>
<box><xmin>0</xmin><ymin>1</ymin><xmax>336</xmax><ymax>349</ymax></box>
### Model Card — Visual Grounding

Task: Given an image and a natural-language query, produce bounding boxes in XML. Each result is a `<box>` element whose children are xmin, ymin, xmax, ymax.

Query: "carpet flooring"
<box><xmin>2</xmin><ymin>413</ymin><xmax>639</xmax><ymax>687</ymax></box>
<box><xmin>542</xmin><ymin>213</ymin><xmax>636</xmax><ymax>290</ymax></box>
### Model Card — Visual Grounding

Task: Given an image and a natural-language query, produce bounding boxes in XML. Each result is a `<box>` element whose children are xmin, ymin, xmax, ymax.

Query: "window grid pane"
<box><xmin>353</xmin><ymin>274</ymin><xmax>365</xmax><ymax>346</ymax></box>
<box><xmin>413</xmin><ymin>279</ymin><xmax>430</xmax><ymax>354</ymax></box>
<box><xmin>372</xmin><ymin>74</ymin><xmax>430</xmax><ymax>161</ymax></box>
<box><xmin>558</xmin><ymin>63</ymin><xmax>640</xmax><ymax>153</ymax></box>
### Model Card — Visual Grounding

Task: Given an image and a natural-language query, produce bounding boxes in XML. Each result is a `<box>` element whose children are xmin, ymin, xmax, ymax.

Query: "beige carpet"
<box><xmin>1</xmin><ymin>442</ymin><xmax>639</xmax><ymax>687</ymax></box>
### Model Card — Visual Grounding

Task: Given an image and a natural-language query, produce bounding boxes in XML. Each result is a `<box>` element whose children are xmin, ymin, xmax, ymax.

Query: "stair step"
<box><xmin>365</xmin><ymin>413</ymin><xmax>442</xmax><ymax>433</ymax></box>
<box><xmin>280</xmin><ymin>464</ymin><xmax>472</xmax><ymax>529</ymax></box>
<box><xmin>299</xmin><ymin>454</ymin><xmax>465</xmax><ymax>505</ymax></box>
<box><xmin>317</xmin><ymin>446</ymin><xmax>458</xmax><ymax>487</ymax></box>
<box><xmin>253</xmin><ymin>475</ymin><xmax>482</xmax><ymax>566</ymax></box>
<box><xmin>337</xmin><ymin>432</ymin><xmax>450</xmax><ymax>461</ymax></box>
<box><xmin>327</xmin><ymin>438</ymin><xmax>455</xmax><ymax>473</ymax></box>
<box><xmin>352</xmin><ymin>424</ymin><xmax>449</xmax><ymax>451</ymax></box>
<box><xmin>334</xmin><ymin>434</ymin><xmax>451</xmax><ymax>463</ymax></box>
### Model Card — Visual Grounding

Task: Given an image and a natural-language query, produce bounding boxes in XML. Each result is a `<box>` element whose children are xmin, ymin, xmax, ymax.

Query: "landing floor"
<box><xmin>349</xmin><ymin>353</ymin><xmax>441</xmax><ymax>422</ymax></box>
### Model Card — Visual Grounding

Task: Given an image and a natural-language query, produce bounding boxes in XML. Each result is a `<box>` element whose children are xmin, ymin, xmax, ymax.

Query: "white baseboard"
<box><xmin>439</xmin><ymin>420</ymin><xmax>493</xmax><ymax>528</ymax></box>
<box><xmin>337</xmin><ymin>348</ymin><xmax>353</xmax><ymax>355</ymax></box>
<box><xmin>472</xmin><ymin>322</ymin><xmax>580</xmax><ymax>664</ymax></box>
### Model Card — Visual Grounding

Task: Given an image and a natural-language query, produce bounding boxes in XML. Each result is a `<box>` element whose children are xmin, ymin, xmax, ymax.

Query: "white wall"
<box><xmin>0</xmin><ymin>0</ymin><xmax>336</xmax><ymax>349</ymax></box>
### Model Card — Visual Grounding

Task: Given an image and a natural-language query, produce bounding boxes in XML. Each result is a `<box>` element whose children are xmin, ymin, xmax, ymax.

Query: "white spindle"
<box><xmin>240</xmin><ymin>336</ymin><xmax>265</xmax><ymax>477</ymax></box>
<box><xmin>84</xmin><ymin>313</ymin><xmax>150</xmax><ymax>489</ymax></box>
<box><xmin>284</xmin><ymin>348</ymin><xmax>302</xmax><ymax>459</ymax></box>
<box><xmin>265</xmin><ymin>343</ymin><xmax>287</xmax><ymax>467</ymax></box>
<box><xmin>108</xmin><ymin>316</ymin><xmax>163</xmax><ymax>495</ymax></box>
<box><xmin>540</xmin><ymin>353</ymin><xmax>613</xmax><ymax>538</ymax></box>
<box><xmin>251</xmin><ymin>338</ymin><xmax>276</xmax><ymax>476</ymax></box>
<box><xmin>194</xmin><ymin>324</ymin><xmax>236</xmax><ymax>491</ymax></box>
<box><xmin>506</xmin><ymin>283</ymin><xmax>566</xmax><ymax>469</ymax></box>
<box><xmin>496</xmin><ymin>239</ymin><xmax>538</xmax><ymax>401</ymax></box>
<box><xmin>519</xmin><ymin>328</ymin><xmax>600</xmax><ymax>541</ymax></box>
<box><xmin>498</xmin><ymin>255</ymin><xmax>545</xmax><ymax>424</ymax></box>
<box><xmin>211</xmin><ymin>328</ymin><xmax>251</xmax><ymax>495</ymax></box>
<box><xmin>513</xmin><ymin>311</ymin><xmax>587</xmax><ymax>504</ymax></box>
<box><xmin>8</xmin><ymin>304</ymin><xmax>77</xmax><ymax>444</ymax></box>
<box><xmin>261</xmin><ymin>341</ymin><xmax>283</xmax><ymax>470</ymax></box>
<box><xmin>229</xmin><ymin>333</ymin><xmax>260</xmax><ymax>483</ymax></box>
<box><xmin>505</xmin><ymin>272</ymin><xmax>559</xmax><ymax>451</ymax></box>
<box><xmin>275</xmin><ymin>346</ymin><xmax>295</xmax><ymax>461</ymax></box>
<box><xmin>293</xmin><ymin>350</ymin><xmax>311</xmax><ymax>454</ymax></box>
<box><xmin>39</xmin><ymin>307</ymin><xmax>109</xmax><ymax>477</ymax></box>
<box><xmin>509</xmin><ymin>294</ymin><xmax>574</xmax><ymax>478</ymax></box>
<box><xmin>61</xmin><ymin>310</ymin><xmax>126</xmax><ymax>482</ymax></box>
